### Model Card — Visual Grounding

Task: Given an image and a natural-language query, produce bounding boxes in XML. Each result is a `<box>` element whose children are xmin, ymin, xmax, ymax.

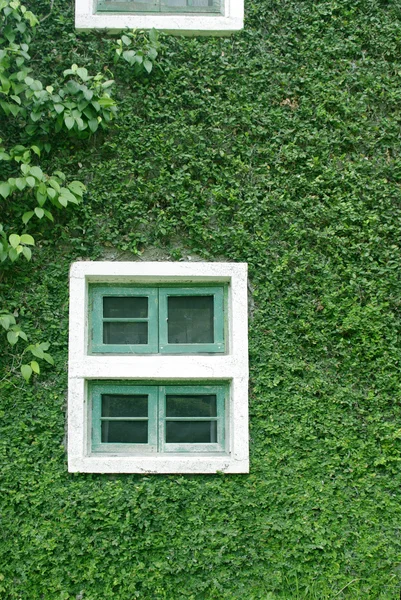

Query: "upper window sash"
<box><xmin>90</xmin><ymin>286</ymin><xmax>158</xmax><ymax>354</ymax></box>
<box><xmin>96</xmin><ymin>0</ymin><xmax>223</xmax><ymax>14</ymax></box>
<box><xmin>89</xmin><ymin>284</ymin><xmax>226</xmax><ymax>355</ymax></box>
<box><xmin>159</xmin><ymin>287</ymin><xmax>224</xmax><ymax>354</ymax></box>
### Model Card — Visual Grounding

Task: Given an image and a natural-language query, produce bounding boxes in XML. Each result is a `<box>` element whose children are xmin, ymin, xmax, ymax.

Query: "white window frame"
<box><xmin>68</xmin><ymin>261</ymin><xmax>249</xmax><ymax>474</ymax></box>
<box><xmin>75</xmin><ymin>0</ymin><xmax>243</xmax><ymax>35</ymax></box>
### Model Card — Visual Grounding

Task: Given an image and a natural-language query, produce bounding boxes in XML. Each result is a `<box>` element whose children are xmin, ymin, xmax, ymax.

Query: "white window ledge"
<box><xmin>68</xmin><ymin>261</ymin><xmax>249</xmax><ymax>474</ymax></box>
<box><xmin>75</xmin><ymin>0</ymin><xmax>243</xmax><ymax>34</ymax></box>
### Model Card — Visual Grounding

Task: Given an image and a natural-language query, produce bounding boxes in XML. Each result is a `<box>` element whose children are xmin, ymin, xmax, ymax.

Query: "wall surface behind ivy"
<box><xmin>1</xmin><ymin>0</ymin><xmax>401</xmax><ymax>598</ymax></box>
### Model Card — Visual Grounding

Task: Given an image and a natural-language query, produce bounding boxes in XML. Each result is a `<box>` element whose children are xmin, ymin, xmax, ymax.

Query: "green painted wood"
<box><xmin>91</xmin><ymin>382</ymin><xmax>158</xmax><ymax>453</ymax></box>
<box><xmin>97</xmin><ymin>0</ymin><xmax>222</xmax><ymax>14</ymax></box>
<box><xmin>90</xmin><ymin>285</ymin><xmax>158</xmax><ymax>354</ymax></box>
<box><xmin>89</xmin><ymin>283</ymin><xmax>226</xmax><ymax>355</ymax></box>
<box><xmin>159</xmin><ymin>384</ymin><xmax>226</xmax><ymax>453</ymax></box>
<box><xmin>91</xmin><ymin>382</ymin><xmax>227</xmax><ymax>455</ymax></box>
<box><xmin>158</xmin><ymin>286</ymin><xmax>225</xmax><ymax>354</ymax></box>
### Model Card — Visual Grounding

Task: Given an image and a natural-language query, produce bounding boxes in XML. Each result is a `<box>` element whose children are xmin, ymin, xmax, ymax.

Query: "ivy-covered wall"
<box><xmin>1</xmin><ymin>0</ymin><xmax>401</xmax><ymax>597</ymax></box>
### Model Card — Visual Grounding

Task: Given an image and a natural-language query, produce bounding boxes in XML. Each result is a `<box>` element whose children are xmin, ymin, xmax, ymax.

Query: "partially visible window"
<box><xmin>90</xmin><ymin>284</ymin><xmax>225</xmax><ymax>354</ymax></box>
<box><xmin>91</xmin><ymin>382</ymin><xmax>226</xmax><ymax>454</ymax></box>
<box><xmin>97</xmin><ymin>0</ymin><xmax>223</xmax><ymax>14</ymax></box>
<box><xmin>75</xmin><ymin>0</ymin><xmax>243</xmax><ymax>35</ymax></box>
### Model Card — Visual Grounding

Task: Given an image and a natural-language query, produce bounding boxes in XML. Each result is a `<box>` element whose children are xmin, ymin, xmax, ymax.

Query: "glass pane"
<box><xmin>167</xmin><ymin>296</ymin><xmax>214</xmax><ymax>344</ymax></box>
<box><xmin>102</xmin><ymin>394</ymin><xmax>148</xmax><ymax>418</ymax></box>
<box><xmin>166</xmin><ymin>394</ymin><xmax>217</xmax><ymax>417</ymax></box>
<box><xmin>166</xmin><ymin>421</ymin><xmax>217</xmax><ymax>443</ymax></box>
<box><xmin>103</xmin><ymin>321</ymin><xmax>148</xmax><ymax>344</ymax></box>
<box><xmin>102</xmin><ymin>420</ymin><xmax>148</xmax><ymax>443</ymax></box>
<box><xmin>103</xmin><ymin>296</ymin><xmax>148</xmax><ymax>318</ymax></box>
<box><xmin>165</xmin><ymin>0</ymin><xmax>218</xmax><ymax>6</ymax></box>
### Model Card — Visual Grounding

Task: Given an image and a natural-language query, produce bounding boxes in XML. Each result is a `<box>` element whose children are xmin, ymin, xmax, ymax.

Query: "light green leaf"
<box><xmin>43</xmin><ymin>353</ymin><xmax>54</xmax><ymax>365</ymax></box>
<box><xmin>20</xmin><ymin>234</ymin><xmax>35</xmax><ymax>245</ymax></box>
<box><xmin>0</xmin><ymin>182</ymin><xmax>10</xmax><ymax>198</ymax></box>
<box><xmin>9</xmin><ymin>234</ymin><xmax>20</xmax><ymax>248</ymax></box>
<box><xmin>22</xmin><ymin>211</ymin><xmax>34</xmax><ymax>224</ymax></box>
<box><xmin>21</xmin><ymin>364</ymin><xmax>32</xmax><ymax>382</ymax></box>
<box><xmin>15</xmin><ymin>177</ymin><xmax>26</xmax><ymax>190</ymax></box>
<box><xmin>26</xmin><ymin>176</ymin><xmax>35</xmax><ymax>187</ymax></box>
<box><xmin>30</xmin><ymin>166</ymin><xmax>43</xmax><ymax>179</ymax></box>
<box><xmin>30</xmin><ymin>346</ymin><xmax>44</xmax><ymax>359</ymax></box>
<box><xmin>22</xmin><ymin>246</ymin><xmax>31</xmax><ymax>261</ymax></box>
<box><xmin>34</xmin><ymin>207</ymin><xmax>44</xmax><ymax>219</ymax></box>
<box><xmin>143</xmin><ymin>59</ymin><xmax>153</xmax><ymax>74</ymax></box>
<box><xmin>7</xmin><ymin>330</ymin><xmax>18</xmax><ymax>345</ymax></box>
<box><xmin>30</xmin><ymin>360</ymin><xmax>40</xmax><ymax>374</ymax></box>
<box><xmin>8</xmin><ymin>247</ymin><xmax>18</xmax><ymax>261</ymax></box>
<box><xmin>64</xmin><ymin>116</ymin><xmax>75</xmax><ymax>130</ymax></box>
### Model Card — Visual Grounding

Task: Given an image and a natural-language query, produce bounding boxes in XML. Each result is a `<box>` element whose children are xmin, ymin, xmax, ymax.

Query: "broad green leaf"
<box><xmin>43</xmin><ymin>210</ymin><xmax>54</xmax><ymax>222</ymax></box>
<box><xmin>7</xmin><ymin>330</ymin><xmax>18</xmax><ymax>345</ymax></box>
<box><xmin>22</xmin><ymin>211</ymin><xmax>34</xmax><ymax>224</ymax></box>
<box><xmin>21</xmin><ymin>364</ymin><xmax>32</xmax><ymax>382</ymax></box>
<box><xmin>54</xmin><ymin>104</ymin><xmax>64</xmax><ymax>114</ymax></box>
<box><xmin>21</xmin><ymin>163</ymin><xmax>30</xmax><ymax>175</ymax></box>
<box><xmin>88</xmin><ymin>119</ymin><xmax>98</xmax><ymax>133</ymax></box>
<box><xmin>48</xmin><ymin>179</ymin><xmax>60</xmax><ymax>192</ymax></box>
<box><xmin>43</xmin><ymin>353</ymin><xmax>54</xmax><ymax>365</ymax></box>
<box><xmin>19</xmin><ymin>330</ymin><xmax>28</xmax><ymax>342</ymax></box>
<box><xmin>0</xmin><ymin>182</ymin><xmax>10</xmax><ymax>198</ymax></box>
<box><xmin>64</xmin><ymin>116</ymin><xmax>75</xmax><ymax>130</ymax></box>
<box><xmin>26</xmin><ymin>176</ymin><xmax>35</xmax><ymax>187</ymax></box>
<box><xmin>34</xmin><ymin>207</ymin><xmax>44</xmax><ymax>219</ymax></box>
<box><xmin>30</xmin><ymin>360</ymin><xmax>40</xmax><ymax>374</ymax></box>
<box><xmin>143</xmin><ymin>59</ymin><xmax>153</xmax><ymax>74</ymax></box>
<box><xmin>15</xmin><ymin>177</ymin><xmax>26</xmax><ymax>190</ymax></box>
<box><xmin>20</xmin><ymin>234</ymin><xmax>35</xmax><ymax>245</ymax></box>
<box><xmin>8</xmin><ymin>247</ymin><xmax>18</xmax><ymax>261</ymax></box>
<box><xmin>9</xmin><ymin>234</ymin><xmax>20</xmax><ymax>248</ymax></box>
<box><xmin>30</xmin><ymin>166</ymin><xmax>43</xmax><ymax>179</ymax></box>
<box><xmin>76</xmin><ymin>67</ymin><xmax>89</xmax><ymax>81</ymax></box>
<box><xmin>22</xmin><ymin>246</ymin><xmax>32</xmax><ymax>260</ymax></box>
<box><xmin>30</xmin><ymin>346</ymin><xmax>44</xmax><ymax>359</ymax></box>
<box><xmin>68</xmin><ymin>181</ymin><xmax>85</xmax><ymax>196</ymax></box>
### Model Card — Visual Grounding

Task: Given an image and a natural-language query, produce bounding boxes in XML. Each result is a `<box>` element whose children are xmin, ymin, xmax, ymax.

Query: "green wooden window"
<box><xmin>91</xmin><ymin>382</ymin><xmax>227</xmax><ymax>454</ymax></box>
<box><xmin>97</xmin><ymin>0</ymin><xmax>223</xmax><ymax>15</ymax></box>
<box><xmin>89</xmin><ymin>284</ymin><xmax>226</xmax><ymax>354</ymax></box>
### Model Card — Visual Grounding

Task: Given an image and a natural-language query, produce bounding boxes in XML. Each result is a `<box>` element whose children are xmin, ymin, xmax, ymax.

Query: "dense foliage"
<box><xmin>1</xmin><ymin>0</ymin><xmax>401</xmax><ymax>597</ymax></box>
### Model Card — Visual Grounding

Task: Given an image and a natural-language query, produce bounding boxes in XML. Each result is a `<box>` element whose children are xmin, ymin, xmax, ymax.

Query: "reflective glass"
<box><xmin>103</xmin><ymin>322</ymin><xmax>148</xmax><ymax>344</ymax></box>
<box><xmin>166</xmin><ymin>394</ymin><xmax>217</xmax><ymax>417</ymax></box>
<box><xmin>101</xmin><ymin>420</ymin><xmax>148</xmax><ymax>443</ymax></box>
<box><xmin>166</xmin><ymin>421</ymin><xmax>217</xmax><ymax>443</ymax></box>
<box><xmin>167</xmin><ymin>296</ymin><xmax>214</xmax><ymax>344</ymax></box>
<box><xmin>103</xmin><ymin>296</ymin><xmax>148</xmax><ymax>318</ymax></box>
<box><xmin>102</xmin><ymin>394</ymin><xmax>148</xmax><ymax>418</ymax></box>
